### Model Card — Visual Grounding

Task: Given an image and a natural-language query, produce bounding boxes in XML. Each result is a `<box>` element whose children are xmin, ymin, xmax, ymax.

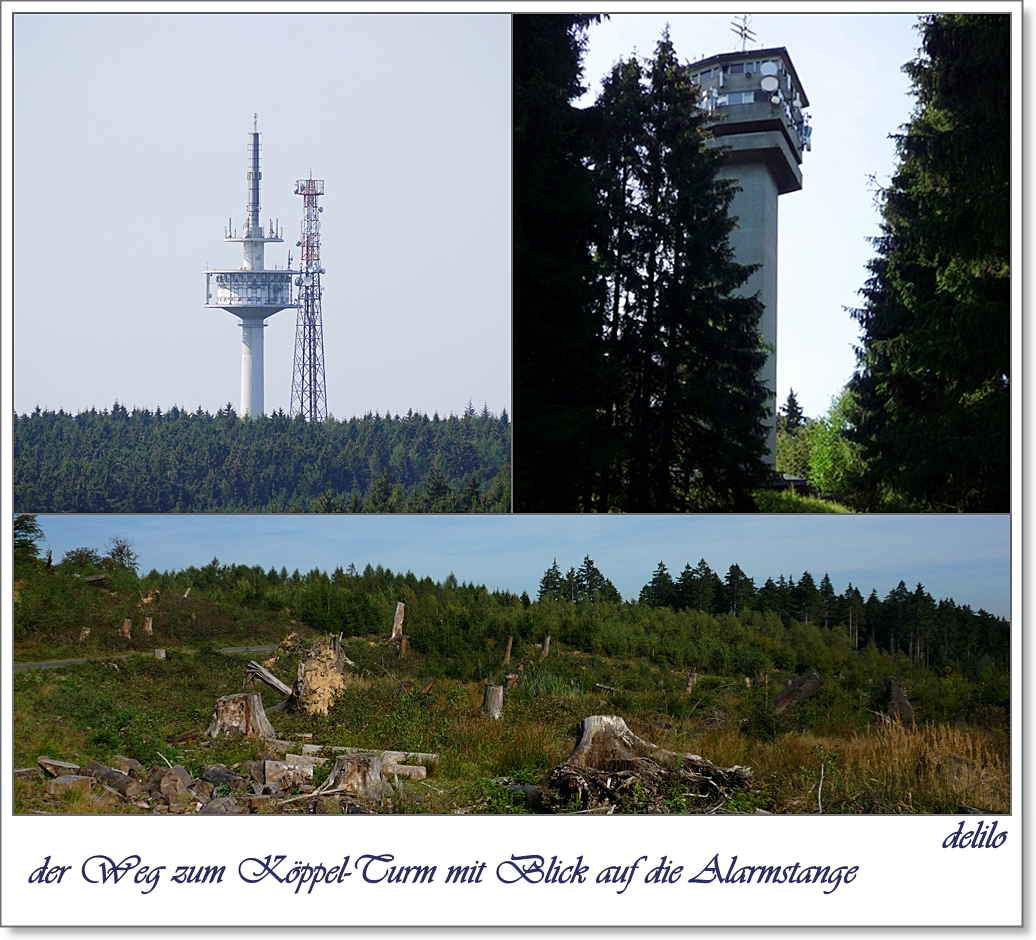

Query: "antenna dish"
<box><xmin>760</xmin><ymin>61</ymin><xmax>778</xmax><ymax>76</ymax></box>
<box><xmin>760</xmin><ymin>76</ymin><xmax>779</xmax><ymax>93</ymax></box>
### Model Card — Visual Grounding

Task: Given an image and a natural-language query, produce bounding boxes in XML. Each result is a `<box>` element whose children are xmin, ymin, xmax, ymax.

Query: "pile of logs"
<box><xmin>26</xmin><ymin>742</ymin><xmax>440</xmax><ymax>815</ymax></box>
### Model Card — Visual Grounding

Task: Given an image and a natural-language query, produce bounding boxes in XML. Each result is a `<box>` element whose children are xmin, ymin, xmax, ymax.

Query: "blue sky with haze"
<box><xmin>33</xmin><ymin>514</ymin><xmax>1010</xmax><ymax>619</ymax></box>
<box><xmin>14</xmin><ymin>13</ymin><xmax>510</xmax><ymax>421</ymax></box>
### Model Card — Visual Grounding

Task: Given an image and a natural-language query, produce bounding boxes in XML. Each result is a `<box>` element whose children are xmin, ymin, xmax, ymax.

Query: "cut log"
<box><xmin>205</xmin><ymin>692</ymin><xmax>276</xmax><ymax>739</ymax></box>
<box><xmin>183</xmin><ymin>587</ymin><xmax>191</xmax><ymax>598</ymax></box>
<box><xmin>541</xmin><ymin>636</ymin><xmax>551</xmax><ymax>659</ymax></box>
<box><xmin>504</xmin><ymin>636</ymin><xmax>513</xmax><ymax>664</ymax></box>
<box><xmin>143</xmin><ymin>616</ymin><xmax>153</xmax><ymax>636</ymax></box>
<box><xmin>391</xmin><ymin>602</ymin><xmax>405</xmax><ymax>642</ymax></box>
<box><xmin>482</xmin><ymin>683</ymin><xmax>504</xmax><ymax>719</ymax></box>
<box><xmin>771</xmin><ymin>669</ymin><xmax>823</xmax><ymax>714</ymax></box>
<box><xmin>46</xmin><ymin>775</ymin><xmax>92</xmax><ymax>797</ymax></box>
<box><xmin>79</xmin><ymin>762</ymin><xmax>144</xmax><ymax>798</ymax></box>
<box><xmin>37</xmin><ymin>757</ymin><xmax>81</xmax><ymax>777</ymax></box>
<box><xmin>420</xmin><ymin>678</ymin><xmax>435</xmax><ymax>694</ymax></box>
<box><xmin>200</xmin><ymin>796</ymin><xmax>248</xmax><ymax>815</ymax></box>
<box><xmin>289</xmin><ymin>638</ymin><xmax>347</xmax><ymax>716</ymax></box>
<box><xmin>264</xmin><ymin>760</ymin><xmax>314</xmax><ymax>788</ymax></box>
<box><xmin>550</xmin><ymin>715</ymin><xmax>752</xmax><ymax>812</ymax></box>
<box><xmin>112</xmin><ymin>756</ymin><xmax>145</xmax><ymax>778</ymax></box>
<box><xmin>200</xmin><ymin>764</ymin><xmax>250</xmax><ymax>791</ymax></box>
<box><xmin>14</xmin><ymin>767</ymin><xmax>43</xmax><ymax>780</ymax></box>
<box><xmin>120</xmin><ymin>618</ymin><xmax>132</xmax><ymax>639</ymax></box>
<box><xmin>244</xmin><ymin>660</ymin><xmax>293</xmax><ymax>697</ymax></box>
<box><xmin>285</xmin><ymin>753</ymin><xmax>329</xmax><ymax>766</ymax></box>
<box><xmin>384</xmin><ymin>764</ymin><xmax>427</xmax><ymax>781</ymax></box>
<box><xmin>322</xmin><ymin>753</ymin><xmax>384</xmax><ymax>800</ymax></box>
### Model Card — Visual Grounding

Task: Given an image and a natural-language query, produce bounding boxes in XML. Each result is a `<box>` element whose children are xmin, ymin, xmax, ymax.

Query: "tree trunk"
<box><xmin>245</xmin><ymin>660</ymin><xmax>292</xmax><ymax>697</ymax></box>
<box><xmin>205</xmin><ymin>692</ymin><xmax>276</xmax><ymax>740</ymax></box>
<box><xmin>321</xmin><ymin>753</ymin><xmax>384</xmax><ymax>800</ymax></box>
<box><xmin>289</xmin><ymin>638</ymin><xmax>347</xmax><ymax>716</ymax></box>
<box><xmin>504</xmin><ymin>636</ymin><xmax>513</xmax><ymax>663</ymax></box>
<box><xmin>550</xmin><ymin>715</ymin><xmax>752</xmax><ymax>811</ymax></box>
<box><xmin>481</xmin><ymin>684</ymin><xmax>504</xmax><ymax>719</ymax></box>
<box><xmin>390</xmin><ymin>602</ymin><xmax>405</xmax><ymax>642</ymax></box>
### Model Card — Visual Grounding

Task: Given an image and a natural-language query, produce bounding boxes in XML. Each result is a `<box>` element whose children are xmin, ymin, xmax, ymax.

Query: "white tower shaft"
<box><xmin>241</xmin><ymin>321</ymin><xmax>266</xmax><ymax>418</ymax></box>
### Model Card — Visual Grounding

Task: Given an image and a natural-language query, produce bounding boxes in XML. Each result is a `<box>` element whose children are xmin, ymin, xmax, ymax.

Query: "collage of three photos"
<box><xmin>9</xmin><ymin>11</ymin><xmax>1013</xmax><ymax>835</ymax></box>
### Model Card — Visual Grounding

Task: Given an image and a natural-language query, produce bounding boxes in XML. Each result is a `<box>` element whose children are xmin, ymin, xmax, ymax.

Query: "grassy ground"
<box><xmin>13</xmin><ymin>637</ymin><xmax>1008</xmax><ymax>816</ymax></box>
<box><xmin>753</xmin><ymin>489</ymin><xmax>853</xmax><ymax>513</ymax></box>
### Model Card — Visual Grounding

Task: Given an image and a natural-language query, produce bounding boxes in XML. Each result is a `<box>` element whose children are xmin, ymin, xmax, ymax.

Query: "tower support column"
<box><xmin>240</xmin><ymin>320</ymin><xmax>266</xmax><ymax>418</ymax></box>
<box><xmin>718</xmin><ymin>162</ymin><xmax>780</xmax><ymax>464</ymax></box>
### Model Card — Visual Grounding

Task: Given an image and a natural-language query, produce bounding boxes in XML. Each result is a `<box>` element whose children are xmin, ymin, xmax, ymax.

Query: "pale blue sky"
<box><xmin>13</xmin><ymin>13</ymin><xmax>510</xmax><ymax>421</ymax></box>
<box><xmin>577</xmin><ymin>12</ymin><xmax>922</xmax><ymax>420</ymax></box>
<box><xmin>32</xmin><ymin>514</ymin><xmax>1011</xmax><ymax>618</ymax></box>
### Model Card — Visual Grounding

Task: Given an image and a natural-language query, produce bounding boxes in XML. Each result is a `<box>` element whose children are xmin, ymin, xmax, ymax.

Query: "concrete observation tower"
<box><xmin>695</xmin><ymin>39</ymin><xmax>811</xmax><ymax>467</ymax></box>
<box><xmin>205</xmin><ymin>118</ymin><xmax>296</xmax><ymax>417</ymax></box>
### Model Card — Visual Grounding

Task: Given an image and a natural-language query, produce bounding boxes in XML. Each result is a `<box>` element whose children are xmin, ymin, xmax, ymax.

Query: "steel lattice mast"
<box><xmin>290</xmin><ymin>174</ymin><xmax>327</xmax><ymax>420</ymax></box>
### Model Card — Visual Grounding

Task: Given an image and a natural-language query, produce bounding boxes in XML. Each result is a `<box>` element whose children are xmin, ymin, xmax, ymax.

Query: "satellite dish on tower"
<box><xmin>760</xmin><ymin>75</ymin><xmax>779</xmax><ymax>93</ymax></box>
<box><xmin>760</xmin><ymin>61</ymin><xmax>778</xmax><ymax>76</ymax></box>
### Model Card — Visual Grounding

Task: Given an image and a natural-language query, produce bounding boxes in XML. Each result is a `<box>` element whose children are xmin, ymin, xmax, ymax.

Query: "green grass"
<box><xmin>753</xmin><ymin>488</ymin><xmax>853</xmax><ymax>513</ymax></box>
<box><xmin>13</xmin><ymin>643</ymin><xmax>1009</xmax><ymax>816</ymax></box>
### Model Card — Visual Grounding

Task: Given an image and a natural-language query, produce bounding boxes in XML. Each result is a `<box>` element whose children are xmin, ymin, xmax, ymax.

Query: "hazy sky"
<box><xmin>32</xmin><ymin>513</ymin><xmax>1011</xmax><ymax>618</ymax></box>
<box><xmin>576</xmin><ymin>12</ymin><xmax>922</xmax><ymax>420</ymax></box>
<box><xmin>13</xmin><ymin>13</ymin><xmax>510</xmax><ymax>420</ymax></box>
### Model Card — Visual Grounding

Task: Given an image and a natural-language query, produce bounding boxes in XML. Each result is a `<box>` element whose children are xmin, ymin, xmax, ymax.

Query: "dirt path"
<box><xmin>12</xmin><ymin>645</ymin><xmax>278</xmax><ymax>674</ymax></box>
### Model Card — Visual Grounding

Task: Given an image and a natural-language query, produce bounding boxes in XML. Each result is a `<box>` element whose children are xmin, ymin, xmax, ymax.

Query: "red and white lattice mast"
<box><xmin>290</xmin><ymin>173</ymin><xmax>327</xmax><ymax>420</ymax></box>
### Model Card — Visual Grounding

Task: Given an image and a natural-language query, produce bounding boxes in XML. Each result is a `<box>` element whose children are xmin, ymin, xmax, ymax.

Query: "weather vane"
<box><xmin>731</xmin><ymin>15</ymin><xmax>756</xmax><ymax>53</ymax></box>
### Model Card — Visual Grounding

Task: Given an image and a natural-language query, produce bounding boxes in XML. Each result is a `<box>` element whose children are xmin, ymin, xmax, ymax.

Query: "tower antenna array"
<box><xmin>290</xmin><ymin>174</ymin><xmax>327</xmax><ymax>421</ymax></box>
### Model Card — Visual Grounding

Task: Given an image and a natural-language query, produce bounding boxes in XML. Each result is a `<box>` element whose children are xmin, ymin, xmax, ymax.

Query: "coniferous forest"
<box><xmin>13</xmin><ymin>404</ymin><xmax>510</xmax><ymax>513</ymax></box>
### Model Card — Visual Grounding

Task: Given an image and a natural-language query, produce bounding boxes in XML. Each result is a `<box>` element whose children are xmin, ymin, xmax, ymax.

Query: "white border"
<box><xmin>0</xmin><ymin>1</ymin><xmax>1025</xmax><ymax>934</ymax></box>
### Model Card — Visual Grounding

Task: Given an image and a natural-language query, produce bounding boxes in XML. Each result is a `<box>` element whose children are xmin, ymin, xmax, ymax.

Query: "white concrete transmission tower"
<box><xmin>204</xmin><ymin>116</ymin><xmax>296</xmax><ymax>417</ymax></box>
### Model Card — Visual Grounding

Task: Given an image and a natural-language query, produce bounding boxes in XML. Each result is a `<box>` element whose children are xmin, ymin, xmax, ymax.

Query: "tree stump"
<box><xmin>482</xmin><ymin>683</ymin><xmax>504</xmax><ymax>719</ymax></box>
<box><xmin>504</xmin><ymin>636</ymin><xmax>513</xmax><ymax>663</ymax></box>
<box><xmin>550</xmin><ymin>715</ymin><xmax>752</xmax><ymax>811</ymax></box>
<box><xmin>771</xmin><ymin>669</ymin><xmax>822</xmax><ymax>714</ymax></box>
<box><xmin>289</xmin><ymin>638</ymin><xmax>347</xmax><ymax>716</ymax></box>
<box><xmin>205</xmin><ymin>692</ymin><xmax>276</xmax><ymax>739</ymax></box>
<box><xmin>505</xmin><ymin>673</ymin><xmax>519</xmax><ymax>689</ymax></box>
<box><xmin>322</xmin><ymin>753</ymin><xmax>384</xmax><ymax>800</ymax></box>
<box><xmin>143</xmin><ymin>616</ymin><xmax>153</xmax><ymax>636</ymax></box>
<box><xmin>881</xmin><ymin>677</ymin><xmax>915</xmax><ymax>722</ymax></box>
<box><xmin>399</xmin><ymin>637</ymin><xmax>408</xmax><ymax>659</ymax></box>
<box><xmin>120</xmin><ymin>618</ymin><xmax>132</xmax><ymax>639</ymax></box>
<box><xmin>541</xmin><ymin>636</ymin><xmax>551</xmax><ymax>659</ymax></box>
<box><xmin>79</xmin><ymin>627</ymin><xmax>91</xmax><ymax>641</ymax></box>
<box><xmin>390</xmin><ymin>602</ymin><xmax>405</xmax><ymax>642</ymax></box>
<box><xmin>685</xmin><ymin>671</ymin><xmax>698</xmax><ymax>693</ymax></box>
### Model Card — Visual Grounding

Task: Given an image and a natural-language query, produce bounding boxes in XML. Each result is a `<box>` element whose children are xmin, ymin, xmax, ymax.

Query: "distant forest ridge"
<box><xmin>14</xmin><ymin>402</ymin><xmax>511</xmax><ymax>513</ymax></box>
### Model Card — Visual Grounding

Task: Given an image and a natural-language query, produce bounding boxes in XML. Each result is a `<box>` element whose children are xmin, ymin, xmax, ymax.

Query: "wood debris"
<box><xmin>548</xmin><ymin>715</ymin><xmax>753</xmax><ymax>813</ymax></box>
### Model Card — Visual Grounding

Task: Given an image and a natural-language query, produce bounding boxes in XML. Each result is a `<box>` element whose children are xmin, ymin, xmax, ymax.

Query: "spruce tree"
<box><xmin>849</xmin><ymin>14</ymin><xmax>1009</xmax><ymax>511</ymax></box>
